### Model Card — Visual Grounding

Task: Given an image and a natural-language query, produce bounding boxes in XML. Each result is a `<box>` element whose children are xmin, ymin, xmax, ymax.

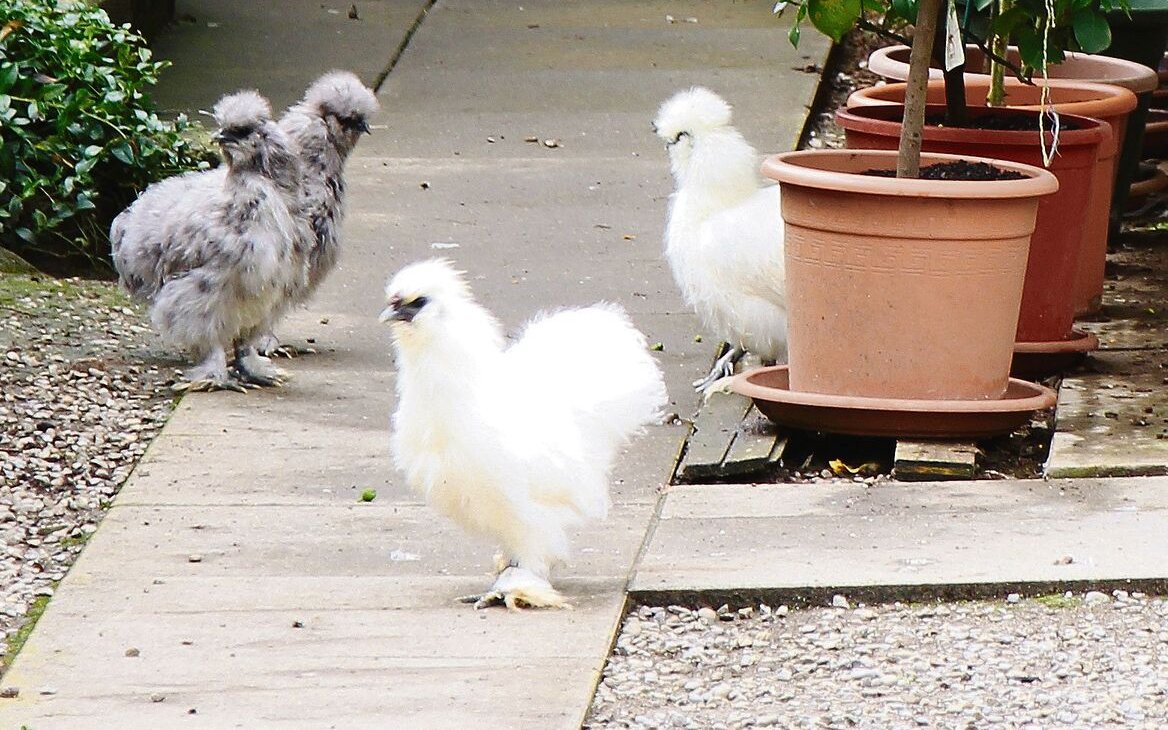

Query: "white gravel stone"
<box><xmin>0</xmin><ymin>278</ymin><xmax>174</xmax><ymax>666</ymax></box>
<box><xmin>585</xmin><ymin>595</ymin><xmax>1168</xmax><ymax>728</ymax></box>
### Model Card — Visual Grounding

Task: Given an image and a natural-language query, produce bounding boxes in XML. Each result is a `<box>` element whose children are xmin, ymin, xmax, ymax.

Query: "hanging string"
<box><xmin>1039</xmin><ymin>0</ymin><xmax>1060</xmax><ymax>166</ymax></box>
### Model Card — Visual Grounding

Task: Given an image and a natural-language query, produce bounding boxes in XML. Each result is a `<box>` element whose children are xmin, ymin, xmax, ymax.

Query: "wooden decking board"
<box><xmin>892</xmin><ymin>440</ymin><xmax>979</xmax><ymax>481</ymax></box>
<box><xmin>675</xmin><ymin>390</ymin><xmax>753</xmax><ymax>482</ymax></box>
<box><xmin>720</xmin><ymin>409</ymin><xmax>787</xmax><ymax>478</ymax></box>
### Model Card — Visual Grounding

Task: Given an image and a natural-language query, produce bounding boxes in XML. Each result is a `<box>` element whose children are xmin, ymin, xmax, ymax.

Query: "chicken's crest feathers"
<box><xmin>654</xmin><ymin>87</ymin><xmax>761</xmax><ymax>197</ymax></box>
<box><xmin>303</xmin><ymin>70</ymin><xmax>379</xmax><ymax>122</ymax></box>
<box><xmin>384</xmin><ymin>258</ymin><xmax>473</xmax><ymax>309</ymax></box>
<box><xmin>212</xmin><ymin>90</ymin><xmax>272</xmax><ymax>129</ymax></box>
<box><xmin>653</xmin><ymin>86</ymin><xmax>733</xmax><ymax>142</ymax></box>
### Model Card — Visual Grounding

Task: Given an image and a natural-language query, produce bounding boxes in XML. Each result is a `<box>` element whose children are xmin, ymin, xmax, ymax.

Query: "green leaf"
<box><xmin>807</xmin><ymin>0</ymin><xmax>861</xmax><ymax>41</ymax></box>
<box><xmin>0</xmin><ymin>64</ymin><xmax>16</xmax><ymax>93</ymax></box>
<box><xmin>110</xmin><ymin>143</ymin><xmax>134</xmax><ymax>165</ymax></box>
<box><xmin>989</xmin><ymin>6</ymin><xmax>1029</xmax><ymax>36</ymax></box>
<box><xmin>890</xmin><ymin>0</ymin><xmax>917</xmax><ymax>22</ymax></box>
<box><xmin>1015</xmin><ymin>27</ymin><xmax>1047</xmax><ymax>69</ymax></box>
<box><xmin>1072</xmin><ymin>11</ymin><xmax>1112</xmax><ymax>53</ymax></box>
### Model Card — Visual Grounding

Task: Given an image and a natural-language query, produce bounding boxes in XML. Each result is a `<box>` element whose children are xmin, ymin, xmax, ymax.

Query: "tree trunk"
<box><xmin>987</xmin><ymin>0</ymin><xmax>1013</xmax><ymax>107</ymax></box>
<box><xmin>933</xmin><ymin>1</ymin><xmax>967</xmax><ymax>127</ymax></box>
<box><xmin>898</xmin><ymin>0</ymin><xmax>944</xmax><ymax>178</ymax></box>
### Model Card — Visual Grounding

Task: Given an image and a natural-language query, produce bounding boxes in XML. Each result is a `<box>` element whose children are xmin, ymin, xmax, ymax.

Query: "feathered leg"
<box><xmin>692</xmin><ymin>344</ymin><xmax>745</xmax><ymax>391</ymax></box>
<box><xmin>458</xmin><ymin>555</ymin><xmax>569</xmax><ymax>611</ymax></box>
<box><xmin>174</xmin><ymin>347</ymin><xmax>248</xmax><ymax>393</ymax></box>
<box><xmin>233</xmin><ymin>343</ymin><xmax>289</xmax><ymax>387</ymax></box>
<box><xmin>255</xmin><ymin>330</ymin><xmax>316</xmax><ymax>358</ymax></box>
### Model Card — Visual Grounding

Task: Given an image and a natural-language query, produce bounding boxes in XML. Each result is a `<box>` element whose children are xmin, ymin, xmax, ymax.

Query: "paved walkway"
<box><xmin>0</xmin><ymin>1</ymin><xmax>827</xmax><ymax>727</ymax></box>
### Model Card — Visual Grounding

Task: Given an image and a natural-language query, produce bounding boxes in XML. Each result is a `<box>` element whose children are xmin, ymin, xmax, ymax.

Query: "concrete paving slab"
<box><xmin>150</xmin><ymin>0</ymin><xmax>433</xmax><ymax>114</ymax></box>
<box><xmin>7</xmin><ymin>636</ymin><xmax>604</xmax><ymax>730</ymax></box>
<box><xmin>632</xmin><ymin>479</ymin><xmax>1168</xmax><ymax>603</ymax></box>
<box><xmin>1047</xmin><ymin>350</ymin><xmax>1168</xmax><ymax>478</ymax></box>
<box><xmin>53</xmin><ymin>501</ymin><xmax>656</xmax><ymax>583</ymax></box>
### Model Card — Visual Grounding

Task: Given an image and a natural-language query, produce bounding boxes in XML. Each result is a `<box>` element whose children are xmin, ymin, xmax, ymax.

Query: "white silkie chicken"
<box><xmin>653</xmin><ymin>87</ymin><xmax>788</xmax><ymax>391</ymax></box>
<box><xmin>255</xmin><ymin>70</ymin><xmax>380</xmax><ymax>356</ymax></box>
<box><xmin>380</xmin><ymin>259</ymin><xmax>668</xmax><ymax>609</ymax></box>
<box><xmin>110</xmin><ymin>91</ymin><xmax>307</xmax><ymax>392</ymax></box>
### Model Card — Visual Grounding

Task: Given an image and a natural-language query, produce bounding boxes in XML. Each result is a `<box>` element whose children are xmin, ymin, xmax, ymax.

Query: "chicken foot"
<box><xmin>173</xmin><ymin>348</ymin><xmax>249</xmax><ymax>394</ymax></box>
<box><xmin>255</xmin><ymin>331</ymin><xmax>317</xmax><ymax>358</ymax></box>
<box><xmin>458</xmin><ymin>561</ymin><xmax>569</xmax><ymax>611</ymax></box>
<box><xmin>233</xmin><ymin>343</ymin><xmax>289</xmax><ymax>387</ymax></box>
<box><xmin>692</xmin><ymin>344</ymin><xmax>745</xmax><ymax>392</ymax></box>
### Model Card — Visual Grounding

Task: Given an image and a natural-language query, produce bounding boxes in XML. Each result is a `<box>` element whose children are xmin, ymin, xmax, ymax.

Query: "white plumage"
<box><xmin>110</xmin><ymin>90</ymin><xmax>308</xmax><ymax>391</ymax></box>
<box><xmin>653</xmin><ymin>87</ymin><xmax>788</xmax><ymax>390</ymax></box>
<box><xmin>381</xmin><ymin>259</ymin><xmax>668</xmax><ymax>609</ymax></box>
<box><xmin>254</xmin><ymin>70</ymin><xmax>380</xmax><ymax>356</ymax></box>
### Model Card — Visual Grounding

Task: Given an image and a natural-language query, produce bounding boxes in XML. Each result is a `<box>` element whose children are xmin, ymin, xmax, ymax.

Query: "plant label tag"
<box><xmin>944</xmin><ymin>0</ymin><xmax>965</xmax><ymax>71</ymax></box>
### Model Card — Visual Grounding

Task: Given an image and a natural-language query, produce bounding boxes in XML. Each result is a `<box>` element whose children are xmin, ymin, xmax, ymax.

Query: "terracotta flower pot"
<box><xmin>836</xmin><ymin>104</ymin><xmax>1108</xmax><ymax>364</ymax></box>
<box><xmin>760</xmin><ymin>149</ymin><xmax>1058</xmax><ymax>402</ymax></box>
<box><xmin>867</xmin><ymin>44</ymin><xmax>1158</xmax><ymax>93</ymax></box>
<box><xmin>867</xmin><ymin>44</ymin><xmax>1158</xmax><ymax>239</ymax></box>
<box><xmin>848</xmin><ymin>78</ymin><xmax>1136</xmax><ymax>316</ymax></box>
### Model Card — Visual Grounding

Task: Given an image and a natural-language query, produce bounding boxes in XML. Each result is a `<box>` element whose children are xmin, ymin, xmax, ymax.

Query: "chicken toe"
<box><xmin>173</xmin><ymin>349</ymin><xmax>249</xmax><ymax>393</ymax></box>
<box><xmin>234</xmin><ymin>345</ymin><xmax>289</xmax><ymax>387</ymax></box>
<box><xmin>457</xmin><ymin>566</ymin><xmax>569</xmax><ymax>611</ymax></box>
<box><xmin>692</xmin><ymin>344</ymin><xmax>745</xmax><ymax>391</ymax></box>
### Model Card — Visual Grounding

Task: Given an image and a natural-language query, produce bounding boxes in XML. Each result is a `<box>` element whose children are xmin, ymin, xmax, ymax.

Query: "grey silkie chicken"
<box><xmin>254</xmin><ymin>70</ymin><xmax>380</xmax><ymax>356</ymax></box>
<box><xmin>110</xmin><ymin>90</ymin><xmax>309</xmax><ymax>392</ymax></box>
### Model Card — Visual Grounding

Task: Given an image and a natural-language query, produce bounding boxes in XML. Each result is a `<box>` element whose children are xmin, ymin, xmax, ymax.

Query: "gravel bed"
<box><xmin>0</xmin><ymin>274</ymin><xmax>176</xmax><ymax>672</ymax></box>
<box><xmin>586</xmin><ymin>593</ymin><xmax>1168</xmax><ymax>729</ymax></box>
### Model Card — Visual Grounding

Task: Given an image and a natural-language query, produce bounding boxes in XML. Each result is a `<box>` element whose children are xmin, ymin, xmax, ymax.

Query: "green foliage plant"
<box><xmin>0</xmin><ymin>0</ymin><xmax>210</xmax><ymax>273</ymax></box>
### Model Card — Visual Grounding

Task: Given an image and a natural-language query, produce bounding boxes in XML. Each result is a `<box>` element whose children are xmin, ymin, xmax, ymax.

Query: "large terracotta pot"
<box><xmin>760</xmin><ymin>149</ymin><xmax>1058</xmax><ymax>401</ymax></box>
<box><xmin>867</xmin><ymin>44</ymin><xmax>1158</xmax><ymax>236</ymax></box>
<box><xmin>848</xmin><ymin>78</ymin><xmax>1136</xmax><ymax>315</ymax></box>
<box><xmin>836</xmin><ymin>105</ymin><xmax>1108</xmax><ymax>356</ymax></box>
<box><xmin>867</xmin><ymin>44</ymin><xmax>1158</xmax><ymax>92</ymax></box>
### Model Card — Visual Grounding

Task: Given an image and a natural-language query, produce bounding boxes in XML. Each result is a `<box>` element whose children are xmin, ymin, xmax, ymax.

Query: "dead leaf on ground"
<box><xmin>828</xmin><ymin>458</ymin><xmax>881</xmax><ymax>477</ymax></box>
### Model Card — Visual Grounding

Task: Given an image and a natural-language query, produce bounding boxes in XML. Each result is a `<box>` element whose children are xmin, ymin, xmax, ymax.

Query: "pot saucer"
<box><xmin>728</xmin><ymin>366</ymin><xmax>1057</xmax><ymax>439</ymax></box>
<box><xmin>1011</xmin><ymin>328</ymin><xmax>1099</xmax><ymax>379</ymax></box>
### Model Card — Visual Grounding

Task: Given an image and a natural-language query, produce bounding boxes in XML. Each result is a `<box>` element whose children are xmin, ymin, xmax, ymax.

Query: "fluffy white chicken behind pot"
<box><xmin>654</xmin><ymin>86</ymin><xmax>789</xmax><ymax>391</ymax></box>
<box><xmin>380</xmin><ymin>259</ymin><xmax>668</xmax><ymax>610</ymax></box>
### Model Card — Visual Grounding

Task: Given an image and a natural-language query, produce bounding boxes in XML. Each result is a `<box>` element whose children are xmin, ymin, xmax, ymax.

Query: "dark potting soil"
<box><xmin>864</xmin><ymin>160</ymin><xmax>1025</xmax><ymax>181</ymax></box>
<box><xmin>925</xmin><ymin>110</ymin><xmax>1081</xmax><ymax>132</ymax></box>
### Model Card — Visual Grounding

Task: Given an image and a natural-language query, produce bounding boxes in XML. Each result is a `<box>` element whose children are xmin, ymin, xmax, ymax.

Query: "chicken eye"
<box><xmin>336</xmin><ymin>115</ymin><xmax>371</xmax><ymax>134</ymax></box>
<box><xmin>221</xmin><ymin>124</ymin><xmax>256</xmax><ymax>141</ymax></box>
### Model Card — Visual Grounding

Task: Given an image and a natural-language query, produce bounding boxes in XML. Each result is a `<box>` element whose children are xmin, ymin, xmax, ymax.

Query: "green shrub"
<box><xmin>0</xmin><ymin>0</ymin><xmax>211</xmax><ymax>274</ymax></box>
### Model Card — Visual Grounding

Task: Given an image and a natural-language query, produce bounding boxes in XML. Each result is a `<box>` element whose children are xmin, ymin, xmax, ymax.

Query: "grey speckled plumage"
<box><xmin>110</xmin><ymin>90</ymin><xmax>311</xmax><ymax>390</ymax></box>
<box><xmin>253</xmin><ymin>71</ymin><xmax>379</xmax><ymax>355</ymax></box>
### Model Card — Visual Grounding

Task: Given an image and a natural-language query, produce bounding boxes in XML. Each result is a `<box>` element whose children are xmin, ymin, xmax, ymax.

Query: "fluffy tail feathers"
<box><xmin>507</xmin><ymin>303</ymin><xmax>668</xmax><ymax>459</ymax></box>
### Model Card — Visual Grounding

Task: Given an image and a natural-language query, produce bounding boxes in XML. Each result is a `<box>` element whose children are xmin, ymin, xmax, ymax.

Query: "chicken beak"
<box><xmin>378</xmin><ymin>306</ymin><xmax>396</xmax><ymax>324</ymax></box>
<box><xmin>358</xmin><ymin>119</ymin><xmax>371</xmax><ymax>135</ymax></box>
